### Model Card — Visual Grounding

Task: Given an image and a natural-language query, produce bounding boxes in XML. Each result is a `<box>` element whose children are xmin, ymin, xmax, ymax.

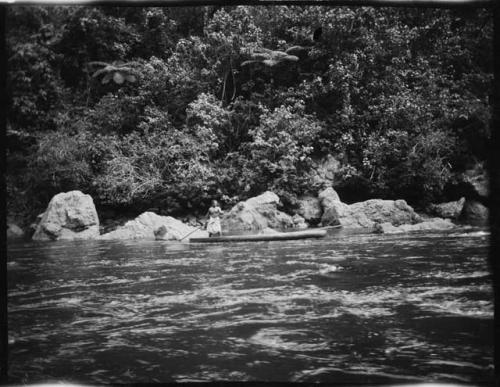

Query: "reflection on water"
<box><xmin>7</xmin><ymin>228</ymin><xmax>493</xmax><ymax>384</ymax></box>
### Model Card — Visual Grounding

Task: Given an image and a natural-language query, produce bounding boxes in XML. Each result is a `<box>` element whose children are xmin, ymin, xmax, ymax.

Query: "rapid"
<box><xmin>7</xmin><ymin>228</ymin><xmax>493</xmax><ymax>384</ymax></box>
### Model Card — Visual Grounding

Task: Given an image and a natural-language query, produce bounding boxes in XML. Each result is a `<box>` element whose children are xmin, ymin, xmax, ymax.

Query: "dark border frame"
<box><xmin>1</xmin><ymin>1</ymin><xmax>497</xmax><ymax>385</ymax></box>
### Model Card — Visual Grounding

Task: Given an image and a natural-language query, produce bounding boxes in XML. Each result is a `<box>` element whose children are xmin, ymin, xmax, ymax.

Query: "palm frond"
<box><xmin>241</xmin><ymin>60</ymin><xmax>262</xmax><ymax>67</ymax></box>
<box><xmin>285</xmin><ymin>46</ymin><xmax>312</xmax><ymax>54</ymax></box>
<box><xmin>87</xmin><ymin>61</ymin><xmax>110</xmax><ymax>68</ymax></box>
<box><xmin>91</xmin><ymin>67</ymin><xmax>113</xmax><ymax>78</ymax></box>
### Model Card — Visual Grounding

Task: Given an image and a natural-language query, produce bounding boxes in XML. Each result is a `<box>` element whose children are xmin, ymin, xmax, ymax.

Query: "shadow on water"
<box><xmin>7</xmin><ymin>228</ymin><xmax>493</xmax><ymax>384</ymax></box>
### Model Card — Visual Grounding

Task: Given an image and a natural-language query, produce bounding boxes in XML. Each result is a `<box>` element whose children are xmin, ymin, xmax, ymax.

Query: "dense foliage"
<box><xmin>6</xmin><ymin>5</ymin><xmax>493</xmax><ymax>223</ymax></box>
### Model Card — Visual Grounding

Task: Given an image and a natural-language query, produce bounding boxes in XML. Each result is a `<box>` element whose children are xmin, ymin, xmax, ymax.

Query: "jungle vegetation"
<box><xmin>5</xmin><ymin>5</ymin><xmax>493</xmax><ymax>224</ymax></box>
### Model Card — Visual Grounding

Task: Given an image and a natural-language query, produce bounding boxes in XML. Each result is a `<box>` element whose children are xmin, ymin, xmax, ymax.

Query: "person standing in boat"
<box><xmin>206</xmin><ymin>200</ymin><xmax>223</xmax><ymax>237</ymax></box>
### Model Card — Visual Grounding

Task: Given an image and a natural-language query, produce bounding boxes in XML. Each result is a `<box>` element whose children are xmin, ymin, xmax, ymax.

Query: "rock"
<box><xmin>321</xmin><ymin>205</ymin><xmax>341</xmax><ymax>226</ymax></box>
<box><xmin>33</xmin><ymin>191</ymin><xmax>100</xmax><ymax>241</ymax></box>
<box><xmin>460</xmin><ymin>200</ymin><xmax>489</xmax><ymax>226</ymax></box>
<box><xmin>99</xmin><ymin>212</ymin><xmax>208</xmax><ymax>241</ymax></box>
<box><xmin>297</xmin><ymin>196</ymin><xmax>322</xmax><ymax>225</ymax></box>
<box><xmin>222</xmin><ymin>191</ymin><xmax>294</xmax><ymax>232</ymax></box>
<box><xmin>374</xmin><ymin>218</ymin><xmax>455</xmax><ymax>234</ymax></box>
<box><xmin>429</xmin><ymin>197</ymin><xmax>465</xmax><ymax>219</ymax></box>
<box><xmin>317</xmin><ymin>186</ymin><xmax>422</xmax><ymax>229</ymax></box>
<box><xmin>7</xmin><ymin>223</ymin><xmax>25</xmax><ymax>240</ymax></box>
<box><xmin>318</xmin><ymin>186</ymin><xmax>342</xmax><ymax>226</ymax></box>
<box><xmin>292</xmin><ymin>214</ymin><xmax>308</xmax><ymax>229</ymax></box>
<box><xmin>332</xmin><ymin>198</ymin><xmax>421</xmax><ymax>229</ymax></box>
<box><xmin>318</xmin><ymin>186</ymin><xmax>341</xmax><ymax>205</ymax></box>
<box><xmin>245</xmin><ymin>191</ymin><xmax>281</xmax><ymax>208</ymax></box>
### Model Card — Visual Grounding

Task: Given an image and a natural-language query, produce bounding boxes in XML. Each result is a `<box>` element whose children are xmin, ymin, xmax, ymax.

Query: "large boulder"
<box><xmin>429</xmin><ymin>197</ymin><xmax>465</xmax><ymax>219</ymax></box>
<box><xmin>460</xmin><ymin>200</ymin><xmax>489</xmax><ymax>226</ymax></box>
<box><xmin>297</xmin><ymin>196</ymin><xmax>322</xmax><ymax>225</ymax></box>
<box><xmin>222</xmin><ymin>191</ymin><xmax>294</xmax><ymax>231</ymax></box>
<box><xmin>318</xmin><ymin>187</ymin><xmax>342</xmax><ymax>226</ymax></box>
<box><xmin>7</xmin><ymin>223</ymin><xmax>25</xmax><ymax>240</ymax></box>
<box><xmin>342</xmin><ymin>199</ymin><xmax>422</xmax><ymax>228</ymax></box>
<box><xmin>318</xmin><ymin>186</ymin><xmax>341</xmax><ymax>205</ymax></box>
<box><xmin>245</xmin><ymin>191</ymin><xmax>281</xmax><ymax>208</ymax></box>
<box><xmin>99</xmin><ymin>212</ymin><xmax>208</xmax><ymax>241</ymax></box>
<box><xmin>374</xmin><ymin>218</ymin><xmax>455</xmax><ymax>234</ymax></box>
<box><xmin>32</xmin><ymin>191</ymin><xmax>100</xmax><ymax>241</ymax></box>
<box><xmin>318</xmin><ymin>187</ymin><xmax>422</xmax><ymax>229</ymax></box>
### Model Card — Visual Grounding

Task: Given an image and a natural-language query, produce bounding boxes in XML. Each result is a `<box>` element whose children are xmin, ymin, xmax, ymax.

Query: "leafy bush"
<box><xmin>94</xmin><ymin>113</ymin><xmax>217</xmax><ymax>211</ymax></box>
<box><xmin>242</xmin><ymin>103</ymin><xmax>323</xmax><ymax>204</ymax></box>
<box><xmin>362</xmin><ymin>129</ymin><xmax>456</xmax><ymax>205</ymax></box>
<box><xmin>26</xmin><ymin>130</ymin><xmax>93</xmax><ymax>204</ymax></box>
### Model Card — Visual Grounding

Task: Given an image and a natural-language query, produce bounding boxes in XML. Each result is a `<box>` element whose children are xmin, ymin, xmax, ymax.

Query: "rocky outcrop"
<box><xmin>222</xmin><ymin>191</ymin><xmax>294</xmax><ymax>231</ymax></box>
<box><xmin>32</xmin><ymin>191</ymin><xmax>100</xmax><ymax>241</ymax></box>
<box><xmin>342</xmin><ymin>199</ymin><xmax>422</xmax><ymax>228</ymax></box>
<box><xmin>429</xmin><ymin>197</ymin><xmax>465</xmax><ymax>219</ymax></box>
<box><xmin>297</xmin><ymin>196</ymin><xmax>322</xmax><ymax>225</ymax></box>
<box><xmin>318</xmin><ymin>187</ymin><xmax>421</xmax><ymax>228</ymax></box>
<box><xmin>317</xmin><ymin>186</ymin><xmax>422</xmax><ymax>229</ymax></box>
<box><xmin>318</xmin><ymin>187</ymin><xmax>341</xmax><ymax>226</ymax></box>
<box><xmin>460</xmin><ymin>200</ymin><xmax>489</xmax><ymax>226</ymax></box>
<box><xmin>7</xmin><ymin>223</ymin><xmax>25</xmax><ymax>240</ymax></box>
<box><xmin>99</xmin><ymin>211</ymin><xmax>208</xmax><ymax>240</ymax></box>
<box><xmin>374</xmin><ymin>218</ymin><xmax>455</xmax><ymax>234</ymax></box>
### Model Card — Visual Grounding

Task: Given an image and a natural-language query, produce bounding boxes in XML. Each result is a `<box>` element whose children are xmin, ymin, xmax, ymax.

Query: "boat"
<box><xmin>189</xmin><ymin>229</ymin><xmax>328</xmax><ymax>243</ymax></box>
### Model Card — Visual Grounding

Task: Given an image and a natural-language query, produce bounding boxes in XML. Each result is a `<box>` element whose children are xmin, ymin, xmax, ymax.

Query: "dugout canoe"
<box><xmin>189</xmin><ymin>229</ymin><xmax>327</xmax><ymax>243</ymax></box>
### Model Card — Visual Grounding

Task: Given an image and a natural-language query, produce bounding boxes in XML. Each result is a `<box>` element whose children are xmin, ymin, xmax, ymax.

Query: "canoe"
<box><xmin>189</xmin><ymin>229</ymin><xmax>327</xmax><ymax>243</ymax></box>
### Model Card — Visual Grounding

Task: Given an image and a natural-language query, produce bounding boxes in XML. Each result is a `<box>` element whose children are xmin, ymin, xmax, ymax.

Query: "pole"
<box><xmin>179</xmin><ymin>226</ymin><xmax>203</xmax><ymax>241</ymax></box>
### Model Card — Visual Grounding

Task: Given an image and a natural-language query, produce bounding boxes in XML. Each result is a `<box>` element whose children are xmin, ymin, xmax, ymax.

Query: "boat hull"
<box><xmin>189</xmin><ymin>229</ymin><xmax>327</xmax><ymax>243</ymax></box>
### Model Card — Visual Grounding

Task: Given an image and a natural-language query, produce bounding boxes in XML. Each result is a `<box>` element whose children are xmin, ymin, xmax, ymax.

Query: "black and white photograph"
<box><xmin>4</xmin><ymin>1</ymin><xmax>496</xmax><ymax>384</ymax></box>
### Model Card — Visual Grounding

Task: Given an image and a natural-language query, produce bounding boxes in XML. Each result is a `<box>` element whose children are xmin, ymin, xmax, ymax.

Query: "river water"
<box><xmin>7</xmin><ymin>228</ymin><xmax>494</xmax><ymax>384</ymax></box>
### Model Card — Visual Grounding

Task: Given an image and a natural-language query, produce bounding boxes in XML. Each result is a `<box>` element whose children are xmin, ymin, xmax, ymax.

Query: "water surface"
<box><xmin>8</xmin><ymin>228</ymin><xmax>493</xmax><ymax>384</ymax></box>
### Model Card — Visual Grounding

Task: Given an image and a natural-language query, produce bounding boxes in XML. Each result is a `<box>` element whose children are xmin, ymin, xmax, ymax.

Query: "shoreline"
<box><xmin>7</xmin><ymin>189</ymin><xmax>488</xmax><ymax>242</ymax></box>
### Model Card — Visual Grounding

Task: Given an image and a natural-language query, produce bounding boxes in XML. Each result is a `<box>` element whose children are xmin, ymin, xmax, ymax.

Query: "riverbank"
<box><xmin>7</xmin><ymin>186</ymin><xmax>488</xmax><ymax>243</ymax></box>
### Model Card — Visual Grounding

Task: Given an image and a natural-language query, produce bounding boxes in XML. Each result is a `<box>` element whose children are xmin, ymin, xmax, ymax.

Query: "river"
<box><xmin>7</xmin><ymin>228</ymin><xmax>493</xmax><ymax>384</ymax></box>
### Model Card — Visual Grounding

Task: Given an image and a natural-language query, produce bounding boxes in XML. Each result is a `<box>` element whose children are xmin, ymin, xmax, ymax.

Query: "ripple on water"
<box><xmin>249</xmin><ymin>327</ymin><xmax>330</xmax><ymax>352</ymax></box>
<box><xmin>423</xmin><ymin>270</ymin><xmax>491</xmax><ymax>280</ymax></box>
